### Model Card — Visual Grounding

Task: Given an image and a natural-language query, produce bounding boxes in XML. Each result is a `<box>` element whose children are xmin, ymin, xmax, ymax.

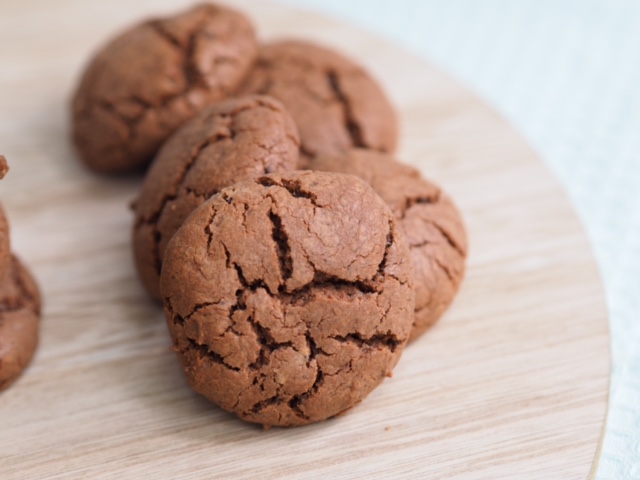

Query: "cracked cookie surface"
<box><xmin>313</xmin><ymin>150</ymin><xmax>468</xmax><ymax>341</ymax></box>
<box><xmin>133</xmin><ymin>95</ymin><xmax>299</xmax><ymax>300</ymax></box>
<box><xmin>0</xmin><ymin>255</ymin><xmax>42</xmax><ymax>392</ymax></box>
<box><xmin>238</xmin><ymin>40</ymin><xmax>398</xmax><ymax>165</ymax></box>
<box><xmin>160</xmin><ymin>170</ymin><xmax>414</xmax><ymax>427</ymax></box>
<box><xmin>72</xmin><ymin>3</ymin><xmax>257</xmax><ymax>173</ymax></box>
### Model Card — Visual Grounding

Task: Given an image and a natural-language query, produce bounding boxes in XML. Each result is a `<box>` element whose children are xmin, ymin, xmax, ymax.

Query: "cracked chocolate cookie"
<box><xmin>238</xmin><ymin>40</ymin><xmax>398</xmax><ymax>166</ymax></box>
<box><xmin>133</xmin><ymin>95</ymin><xmax>299</xmax><ymax>301</ymax></box>
<box><xmin>0</xmin><ymin>156</ymin><xmax>11</xmax><ymax>278</ymax></box>
<box><xmin>0</xmin><ymin>255</ymin><xmax>42</xmax><ymax>392</ymax></box>
<box><xmin>312</xmin><ymin>150</ymin><xmax>467</xmax><ymax>341</ymax></box>
<box><xmin>161</xmin><ymin>170</ymin><xmax>415</xmax><ymax>427</ymax></box>
<box><xmin>72</xmin><ymin>3</ymin><xmax>258</xmax><ymax>174</ymax></box>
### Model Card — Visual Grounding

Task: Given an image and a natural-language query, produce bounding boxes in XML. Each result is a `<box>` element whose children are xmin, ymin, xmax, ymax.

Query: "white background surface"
<box><xmin>280</xmin><ymin>0</ymin><xmax>640</xmax><ymax>478</ymax></box>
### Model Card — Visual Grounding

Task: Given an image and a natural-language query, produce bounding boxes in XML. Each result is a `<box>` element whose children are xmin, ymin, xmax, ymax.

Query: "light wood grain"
<box><xmin>0</xmin><ymin>0</ymin><xmax>610</xmax><ymax>478</ymax></box>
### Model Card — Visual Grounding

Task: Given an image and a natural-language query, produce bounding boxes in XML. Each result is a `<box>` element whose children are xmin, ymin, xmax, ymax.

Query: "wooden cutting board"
<box><xmin>0</xmin><ymin>0</ymin><xmax>610</xmax><ymax>478</ymax></box>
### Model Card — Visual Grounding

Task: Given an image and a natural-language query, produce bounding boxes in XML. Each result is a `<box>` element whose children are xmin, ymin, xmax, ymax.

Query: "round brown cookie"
<box><xmin>133</xmin><ymin>95</ymin><xmax>299</xmax><ymax>301</ymax></box>
<box><xmin>161</xmin><ymin>170</ymin><xmax>414</xmax><ymax>427</ymax></box>
<box><xmin>0</xmin><ymin>255</ymin><xmax>42</xmax><ymax>392</ymax></box>
<box><xmin>237</xmin><ymin>40</ymin><xmax>398</xmax><ymax>165</ymax></box>
<box><xmin>72</xmin><ymin>3</ymin><xmax>258</xmax><ymax>174</ymax></box>
<box><xmin>312</xmin><ymin>149</ymin><xmax>468</xmax><ymax>341</ymax></box>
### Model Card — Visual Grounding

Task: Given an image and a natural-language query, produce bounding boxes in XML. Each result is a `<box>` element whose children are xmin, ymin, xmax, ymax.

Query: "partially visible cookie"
<box><xmin>0</xmin><ymin>156</ymin><xmax>10</xmax><ymax>278</ymax></box>
<box><xmin>0</xmin><ymin>155</ymin><xmax>8</xmax><ymax>179</ymax></box>
<box><xmin>312</xmin><ymin>149</ymin><xmax>468</xmax><ymax>341</ymax></box>
<box><xmin>0</xmin><ymin>205</ymin><xmax>11</xmax><ymax>279</ymax></box>
<box><xmin>161</xmin><ymin>170</ymin><xmax>415</xmax><ymax>427</ymax></box>
<box><xmin>133</xmin><ymin>95</ymin><xmax>299</xmax><ymax>301</ymax></box>
<box><xmin>0</xmin><ymin>255</ymin><xmax>42</xmax><ymax>392</ymax></box>
<box><xmin>72</xmin><ymin>3</ymin><xmax>258</xmax><ymax>174</ymax></box>
<box><xmin>238</xmin><ymin>40</ymin><xmax>398</xmax><ymax>166</ymax></box>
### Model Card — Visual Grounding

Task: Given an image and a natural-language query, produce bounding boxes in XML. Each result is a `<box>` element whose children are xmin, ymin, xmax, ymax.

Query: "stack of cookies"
<box><xmin>71</xmin><ymin>3</ymin><xmax>467</xmax><ymax>427</ymax></box>
<box><xmin>0</xmin><ymin>156</ymin><xmax>43</xmax><ymax>392</ymax></box>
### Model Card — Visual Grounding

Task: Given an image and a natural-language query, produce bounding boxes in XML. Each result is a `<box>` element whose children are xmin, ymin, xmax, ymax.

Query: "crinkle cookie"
<box><xmin>0</xmin><ymin>255</ymin><xmax>42</xmax><ymax>391</ymax></box>
<box><xmin>238</xmin><ymin>40</ymin><xmax>398</xmax><ymax>166</ymax></box>
<box><xmin>133</xmin><ymin>95</ymin><xmax>299</xmax><ymax>300</ymax></box>
<box><xmin>72</xmin><ymin>3</ymin><xmax>258</xmax><ymax>173</ymax></box>
<box><xmin>161</xmin><ymin>171</ymin><xmax>414</xmax><ymax>427</ymax></box>
<box><xmin>312</xmin><ymin>149</ymin><xmax>468</xmax><ymax>341</ymax></box>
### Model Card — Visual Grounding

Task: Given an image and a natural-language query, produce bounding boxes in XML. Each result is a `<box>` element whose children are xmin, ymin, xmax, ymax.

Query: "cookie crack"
<box><xmin>330</xmin><ymin>332</ymin><xmax>402</xmax><ymax>353</ymax></box>
<box><xmin>313</xmin><ymin>271</ymin><xmax>376</xmax><ymax>294</ymax></box>
<box><xmin>305</xmin><ymin>332</ymin><xmax>318</xmax><ymax>366</ymax></box>
<box><xmin>326</xmin><ymin>70</ymin><xmax>366</xmax><ymax>149</ymax></box>
<box><xmin>248</xmin><ymin>395</ymin><xmax>282</xmax><ymax>415</ymax></box>
<box><xmin>183</xmin><ymin>29</ymin><xmax>206</xmax><ymax>89</ymax></box>
<box><xmin>145</xmin><ymin>134</ymin><xmax>229</xmax><ymax>221</ymax></box>
<box><xmin>409</xmin><ymin>239</ymin><xmax>431</xmax><ymax>249</ymax></box>
<box><xmin>82</xmin><ymin>94</ymin><xmax>161</xmax><ymax>159</ymax></box>
<box><xmin>399</xmin><ymin>191</ymin><xmax>465</xmax><ymax>257</ymax></box>
<box><xmin>163</xmin><ymin>295</ymin><xmax>174</xmax><ymax>316</ymax></box>
<box><xmin>247</xmin><ymin>315</ymin><xmax>293</xmax><ymax>371</ymax></box>
<box><xmin>376</xmin><ymin>222</ymin><xmax>393</xmax><ymax>278</ymax></box>
<box><xmin>148</xmin><ymin>20</ymin><xmax>183</xmax><ymax>50</ymax></box>
<box><xmin>184</xmin><ymin>301</ymin><xmax>224</xmax><ymax>321</ymax></box>
<box><xmin>229</xmin><ymin>288</ymin><xmax>246</xmax><ymax>316</ymax></box>
<box><xmin>185</xmin><ymin>338</ymin><xmax>240</xmax><ymax>372</ymax></box>
<box><xmin>433</xmin><ymin>256</ymin><xmax>456</xmax><ymax>283</ymax></box>
<box><xmin>399</xmin><ymin>191</ymin><xmax>441</xmax><ymax>220</ymax></box>
<box><xmin>205</xmin><ymin>204</ymin><xmax>219</xmax><ymax>253</ymax></box>
<box><xmin>95</xmin><ymin>99</ymin><xmax>138</xmax><ymax>135</ymax></box>
<box><xmin>149</xmin><ymin>13</ymin><xmax>214</xmax><ymax>92</ymax></box>
<box><xmin>284</xmin><ymin>332</ymin><xmax>324</xmax><ymax>420</ymax></box>
<box><xmin>287</xmin><ymin>367</ymin><xmax>324</xmax><ymax>421</ymax></box>
<box><xmin>267</xmin><ymin>210</ymin><xmax>293</xmax><ymax>284</ymax></box>
<box><xmin>257</xmin><ymin>176</ymin><xmax>321</xmax><ymax>207</ymax></box>
<box><xmin>244</xmin><ymin>322</ymin><xmax>323</xmax><ymax>419</ymax></box>
<box><xmin>231</xmin><ymin>260</ymin><xmax>271</xmax><ymax>293</ymax></box>
<box><xmin>425</xmin><ymin>218</ymin><xmax>465</xmax><ymax>257</ymax></box>
<box><xmin>220</xmin><ymin>243</ymin><xmax>270</xmax><ymax>295</ymax></box>
<box><xmin>183</xmin><ymin>186</ymin><xmax>208</xmax><ymax>202</ymax></box>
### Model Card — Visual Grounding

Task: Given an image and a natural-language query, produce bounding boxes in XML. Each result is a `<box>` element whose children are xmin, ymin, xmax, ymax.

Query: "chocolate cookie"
<box><xmin>133</xmin><ymin>95</ymin><xmax>299</xmax><ymax>301</ymax></box>
<box><xmin>0</xmin><ymin>155</ymin><xmax>8</xmax><ymax>179</ymax></box>
<box><xmin>161</xmin><ymin>171</ymin><xmax>414</xmax><ymax>427</ymax></box>
<box><xmin>238</xmin><ymin>40</ymin><xmax>398</xmax><ymax>165</ymax></box>
<box><xmin>72</xmin><ymin>3</ymin><xmax>258</xmax><ymax>174</ymax></box>
<box><xmin>0</xmin><ymin>205</ymin><xmax>11</xmax><ymax>280</ymax></box>
<box><xmin>0</xmin><ymin>156</ymin><xmax>10</xmax><ymax>278</ymax></box>
<box><xmin>312</xmin><ymin>150</ymin><xmax>467</xmax><ymax>341</ymax></box>
<box><xmin>0</xmin><ymin>255</ymin><xmax>42</xmax><ymax>392</ymax></box>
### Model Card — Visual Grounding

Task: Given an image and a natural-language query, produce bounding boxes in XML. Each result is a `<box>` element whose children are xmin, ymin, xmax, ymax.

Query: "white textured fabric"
<box><xmin>281</xmin><ymin>1</ymin><xmax>640</xmax><ymax>477</ymax></box>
